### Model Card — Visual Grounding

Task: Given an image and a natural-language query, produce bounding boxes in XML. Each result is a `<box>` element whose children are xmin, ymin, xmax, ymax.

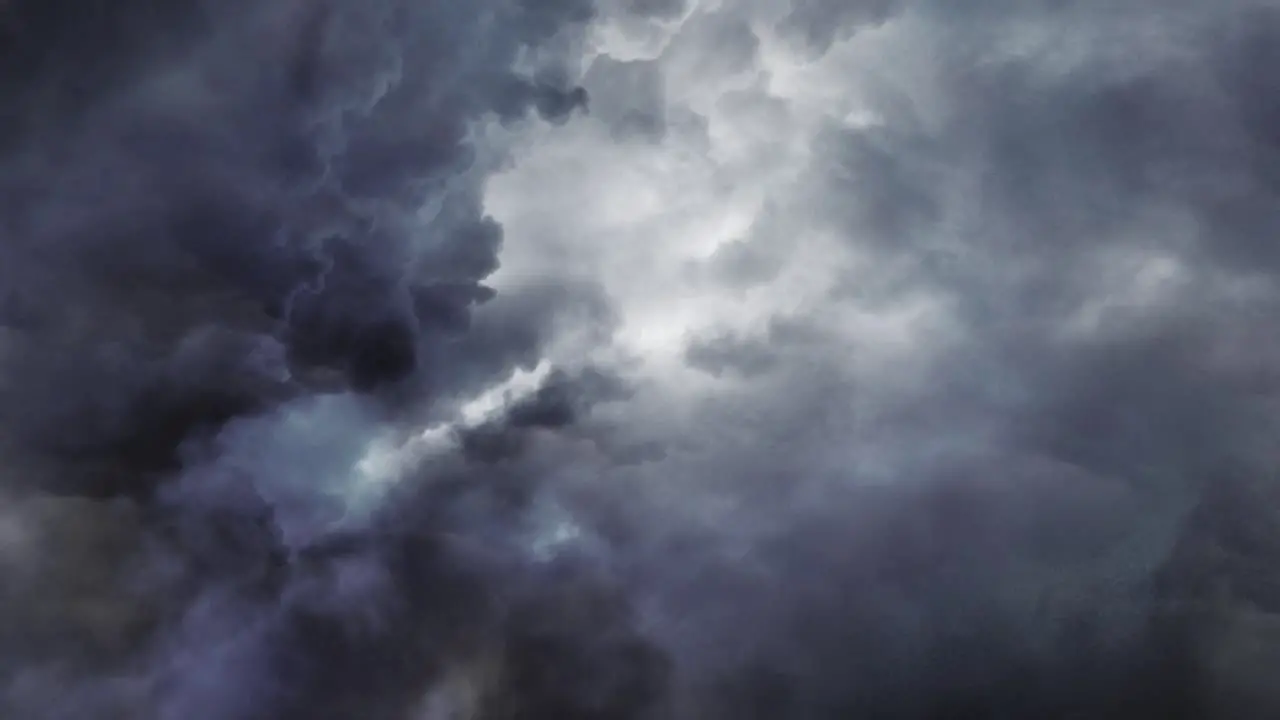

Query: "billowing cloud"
<box><xmin>3</xmin><ymin>0</ymin><xmax>1280</xmax><ymax>718</ymax></box>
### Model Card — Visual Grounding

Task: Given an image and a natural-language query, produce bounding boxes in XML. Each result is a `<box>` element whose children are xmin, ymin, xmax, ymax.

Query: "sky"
<box><xmin>2</xmin><ymin>0</ymin><xmax>1280</xmax><ymax>718</ymax></box>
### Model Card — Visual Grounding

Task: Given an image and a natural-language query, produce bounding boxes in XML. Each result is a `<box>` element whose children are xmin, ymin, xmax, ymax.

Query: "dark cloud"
<box><xmin>697</xmin><ymin>202</ymin><xmax>792</xmax><ymax>290</ymax></box>
<box><xmin>777</xmin><ymin>0</ymin><xmax>900</xmax><ymax>56</ymax></box>
<box><xmin>583</xmin><ymin>57</ymin><xmax>669</xmax><ymax>142</ymax></box>
<box><xmin>0</xmin><ymin>0</ymin><xmax>594</xmax><ymax>497</ymax></box>
<box><xmin>0</xmin><ymin>0</ymin><xmax>674</xmax><ymax>718</ymax></box>
<box><xmin>649</xmin><ymin>0</ymin><xmax>1280</xmax><ymax>716</ymax></box>
<box><xmin>8</xmin><ymin>0</ymin><xmax>1280</xmax><ymax>718</ymax></box>
<box><xmin>683</xmin><ymin>331</ymin><xmax>779</xmax><ymax>378</ymax></box>
<box><xmin>616</xmin><ymin>0</ymin><xmax>687</xmax><ymax>20</ymax></box>
<box><xmin>458</xmin><ymin>366</ymin><xmax>631</xmax><ymax>465</ymax></box>
<box><xmin>682</xmin><ymin>317</ymin><xmax>826</xmax><ymax>378</ymax></box>
<box><xmin>660</xmin><ymin>9</ymin><xmax>760</xmax><ymax>80</ymax></box>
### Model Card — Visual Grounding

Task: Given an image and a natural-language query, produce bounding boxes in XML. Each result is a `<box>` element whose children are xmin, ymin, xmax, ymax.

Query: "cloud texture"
<box><xmin>3</xmin><ymin>0</ymin><xmax>1280</xmax><ymax>718</ymax></box>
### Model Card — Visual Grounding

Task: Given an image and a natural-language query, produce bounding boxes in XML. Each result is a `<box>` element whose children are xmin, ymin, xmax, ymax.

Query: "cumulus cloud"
<box><xmin>3</xmin><ymin>0</ymin><xmax>1280</xmax><ymax>718</ymax></box>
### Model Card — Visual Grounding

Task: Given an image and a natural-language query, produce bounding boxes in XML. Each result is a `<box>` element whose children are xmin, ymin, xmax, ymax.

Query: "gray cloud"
<box><xmin>777</xmin><ymin>0</ymin><xmax>899</xmax><ymax>56</ymax></box>
<box><xmin>583</xmin><ymin>57</ymin><xmax>669</xmax><ymax>142</ymax></box>
<box><xmin>6</xmin><ymin>0</ymin><xmax>1280</xmax><ymax>718</ymax></box>
<box><xmin>496</xmin><ymin>0</ymin><xmax>1280</xmax><ymax>716</ymax></box>
<box><xmin>0</xmin><ymin>1</ymin><xmax>664</xmax><ymax>718</ymax></box>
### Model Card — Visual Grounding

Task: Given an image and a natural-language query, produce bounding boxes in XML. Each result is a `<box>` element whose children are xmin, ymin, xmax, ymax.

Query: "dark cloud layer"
<box><xmin>4</xmin><ymin>0</ymin><xmax>1280</xmax><ymax>719</ymax></box>
<box><xmin>0</xmin><ymin>1</ymin><xmax>647</xmax><ymax>718</ymax></box>
<box><xmin>0</xmin><ymin>0</ymin><xmax>586</xmax><ymax>494</ymax></box>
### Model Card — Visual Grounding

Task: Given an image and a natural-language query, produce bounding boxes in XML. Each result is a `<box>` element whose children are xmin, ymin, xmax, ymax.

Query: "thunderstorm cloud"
<box><xmin>2</xmin><ymin>0</ymin><xmax>1280</xmax><ymax>718</ymax></box>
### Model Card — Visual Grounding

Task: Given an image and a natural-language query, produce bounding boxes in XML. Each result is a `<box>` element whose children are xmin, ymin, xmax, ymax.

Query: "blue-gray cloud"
<box><xmin>6</xmin><ymin>1</ymin><xmax>1280</xmax><ymax>719</ymax></box>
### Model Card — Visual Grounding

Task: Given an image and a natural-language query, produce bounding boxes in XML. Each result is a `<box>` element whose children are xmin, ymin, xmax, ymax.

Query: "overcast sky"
<box><xmin>2</xmin><ymin>1</ymin><xmax>1280</xmax><ymax>718</ymax></box>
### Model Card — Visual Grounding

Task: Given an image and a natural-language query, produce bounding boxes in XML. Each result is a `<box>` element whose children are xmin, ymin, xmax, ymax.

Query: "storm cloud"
<box><xmin>3</xmin><ymin>0</ymin><xmax>1280</xmax><ymax>718</ymax></box>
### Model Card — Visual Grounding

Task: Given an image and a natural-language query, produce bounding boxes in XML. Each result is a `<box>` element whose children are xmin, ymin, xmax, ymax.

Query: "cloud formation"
<box><xmin>4</xmin><ymin>0</ymin><xmax>1280</xmax><ymax>718</ymax></box>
